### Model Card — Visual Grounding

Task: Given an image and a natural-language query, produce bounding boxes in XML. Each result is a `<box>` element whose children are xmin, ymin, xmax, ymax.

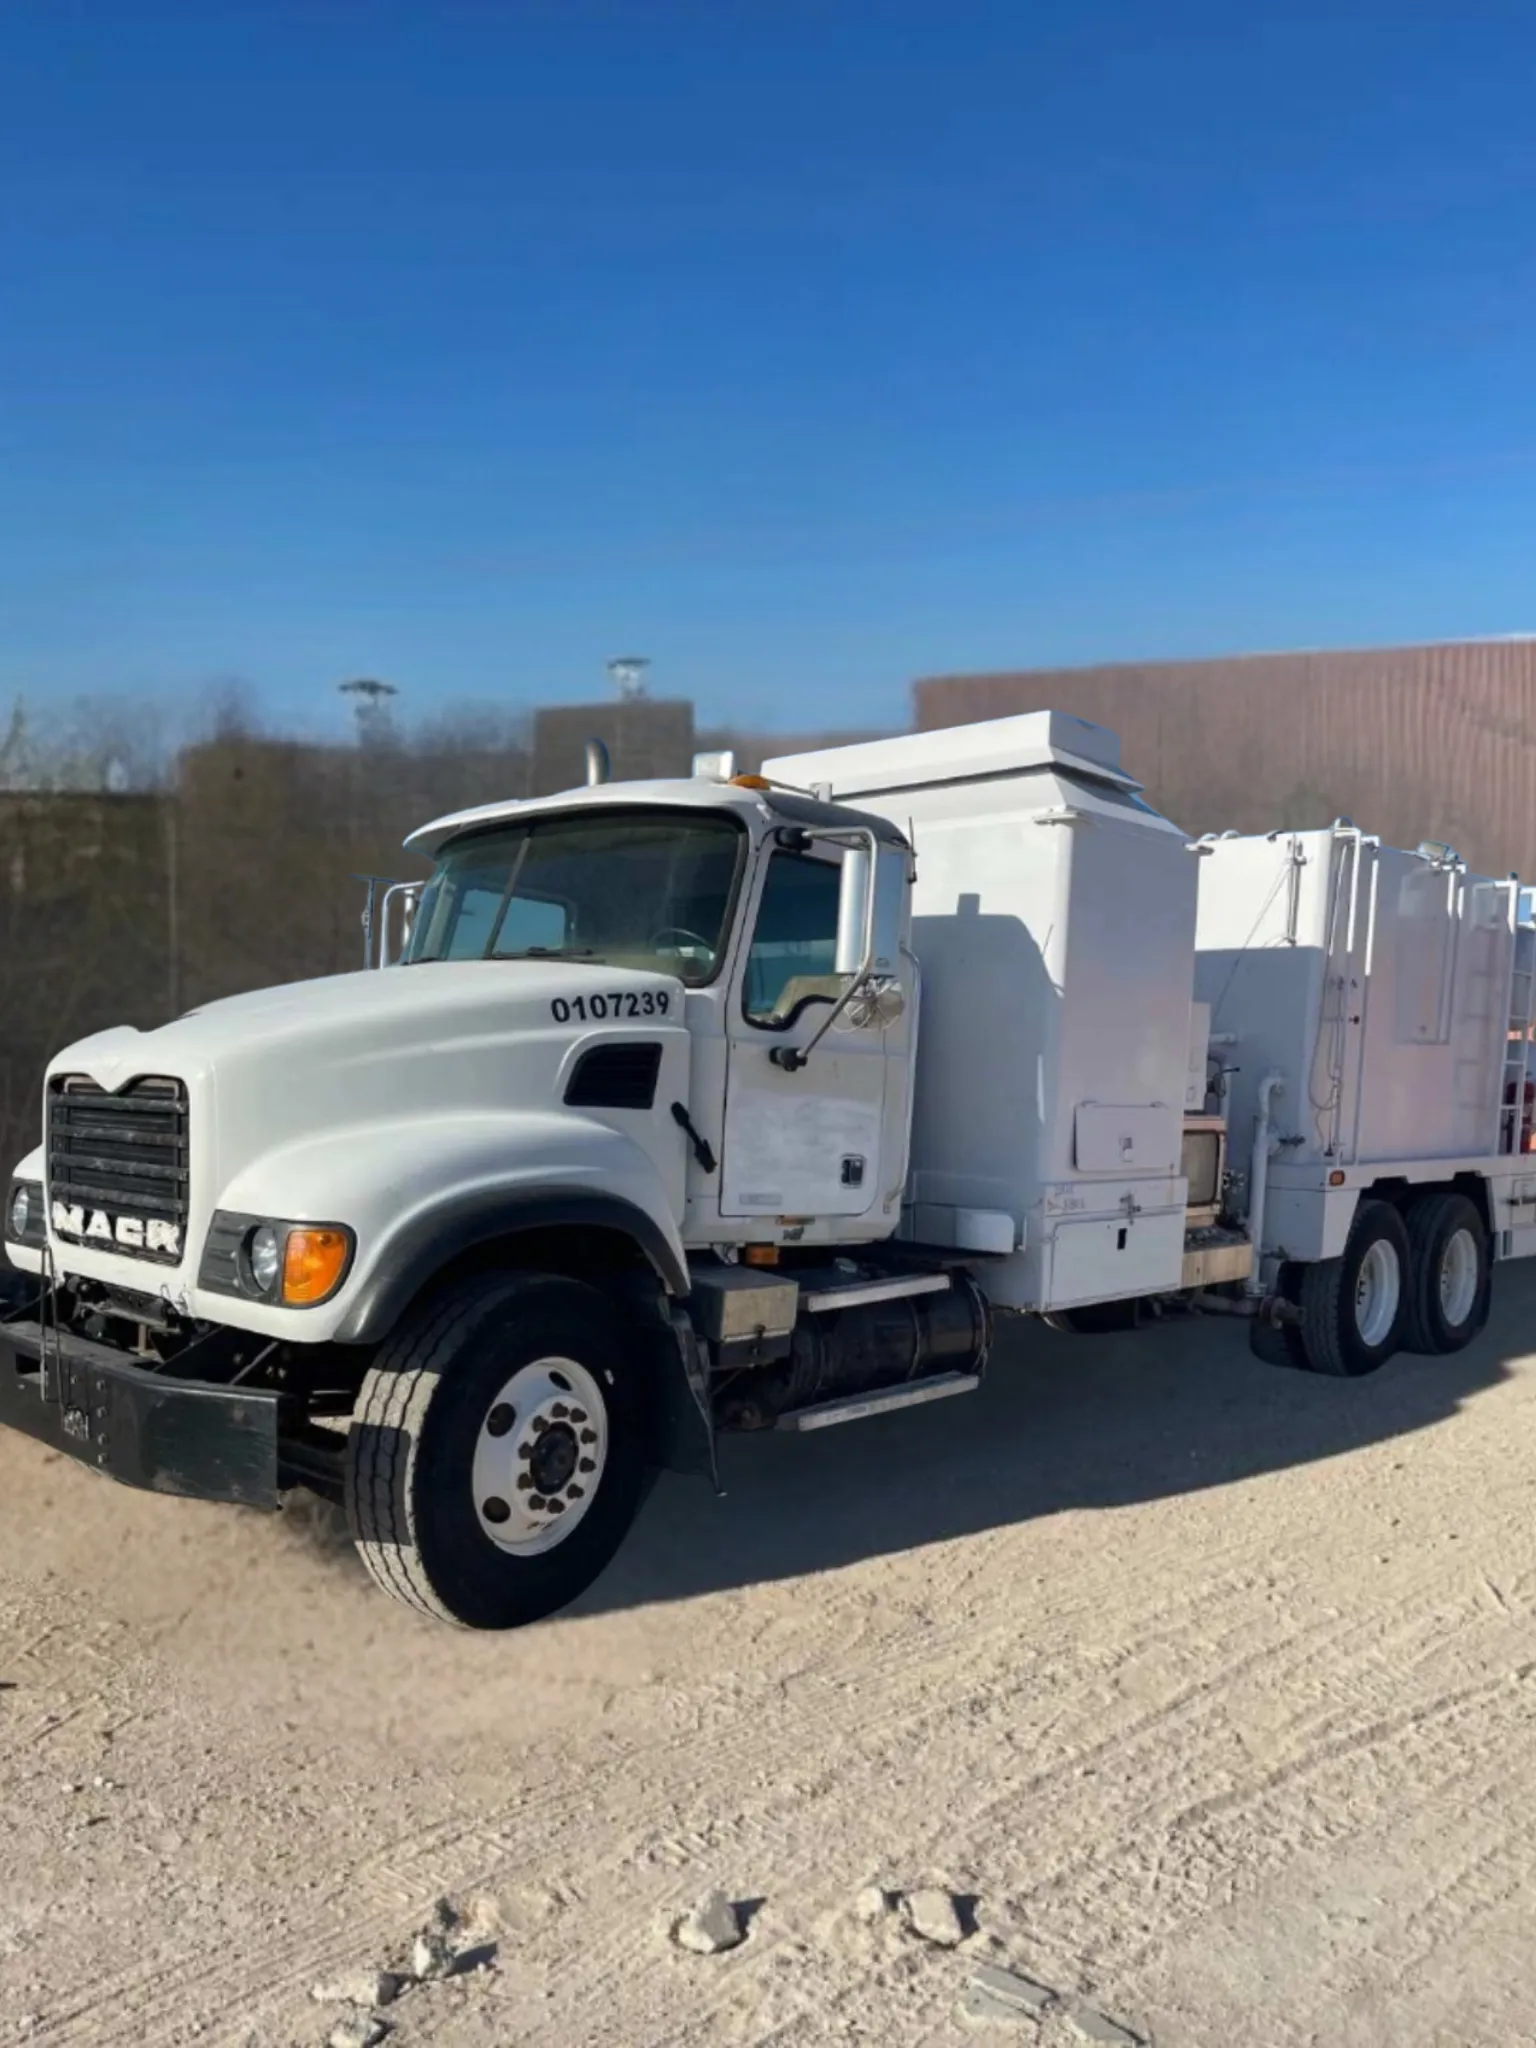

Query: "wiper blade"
<box><xmin>499</xmin><ymin>946</ymin><xmax>600</xmax><ymax>961</ymax></box>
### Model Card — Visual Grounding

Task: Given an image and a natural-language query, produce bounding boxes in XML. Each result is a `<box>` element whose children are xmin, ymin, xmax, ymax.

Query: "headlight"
<box><xmin>247</xmin><ymin>1224</ymin><xmax>282</xmax><ymax>1294</ymax></box>
<box><xmin>5</xmin><ymin>1180</ymin><xmax>43</xmax><ymax>1247</ymax></box>
<box><xmin>202</xmin><ymin>1212</ymin><xmax>356</xmax><ymax>1309</ymax></box>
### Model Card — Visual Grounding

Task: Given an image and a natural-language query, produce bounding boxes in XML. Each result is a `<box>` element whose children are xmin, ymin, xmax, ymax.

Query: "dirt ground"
<box><xmin>4</xmin><ymin>1275</ymin><xmax>1536</xmax><ymax>2048</ymax></box>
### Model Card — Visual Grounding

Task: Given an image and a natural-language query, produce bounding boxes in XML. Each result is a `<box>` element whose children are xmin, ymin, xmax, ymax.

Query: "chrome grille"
<box><xmin>46</xmin><ymin>1076</ymin><xmax>190</xmax><ymax>1264</ymax></box>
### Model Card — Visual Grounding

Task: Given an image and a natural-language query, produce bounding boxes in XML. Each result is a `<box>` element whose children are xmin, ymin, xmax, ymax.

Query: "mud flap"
<box><xmin>662</xmin><ymin>1306</ymin><xmax>721</xmax><ymax>1494</ymax></box>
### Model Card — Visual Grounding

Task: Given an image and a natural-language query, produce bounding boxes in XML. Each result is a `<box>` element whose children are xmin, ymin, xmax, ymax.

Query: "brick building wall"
<box><xmin>914</xmin><ymin>639</ymin><xmax>1536</xmax><ymax>879</ymax></box>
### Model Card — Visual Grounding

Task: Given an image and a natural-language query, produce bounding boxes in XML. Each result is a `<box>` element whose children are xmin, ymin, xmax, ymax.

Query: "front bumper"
<box><xmin>0</xmin><ymin>1318</ymin><xmax>281</xmax><ymax>1509</ymax></box>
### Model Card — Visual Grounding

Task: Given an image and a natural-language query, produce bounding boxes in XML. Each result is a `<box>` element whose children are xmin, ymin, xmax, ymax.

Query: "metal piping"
<box><xmin>585</xmin><ymin>739</ymin><xmax>611</xmax><ymax>787</ymax></box>
<box><xmin>1244</xmin><ymin>1071</ymin><xmax>1286</xmax><ymax>1297</ymax></box>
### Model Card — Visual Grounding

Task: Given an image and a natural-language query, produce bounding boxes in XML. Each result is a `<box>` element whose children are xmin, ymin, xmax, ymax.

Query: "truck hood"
<box><xmin>48</xmin><ymin>959</ymin><xmax>691</xmax><ymax>1243</ymax></box>
<box><xmin>39</xmin><ymin>959</ymin><xmax>694</xmax><ymax>1329</ymax></box>
<box><xmin>55</xmin><ymin>960</ymin><xmax>679</xmax><ymax>1089</ymax></box>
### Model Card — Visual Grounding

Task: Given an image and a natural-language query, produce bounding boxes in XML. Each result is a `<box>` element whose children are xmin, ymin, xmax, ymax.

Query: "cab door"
<box><xmin>719</xmin><ymin>842</ymin><xmax>895</xmax><ymax>1220</ymax></box>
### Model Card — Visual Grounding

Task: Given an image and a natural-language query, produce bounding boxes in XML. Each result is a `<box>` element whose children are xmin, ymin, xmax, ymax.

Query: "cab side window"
<box><xmin>743</xmin><ymin>852</ymin><xmax>844</xmax><ymax>1028</ymax></box>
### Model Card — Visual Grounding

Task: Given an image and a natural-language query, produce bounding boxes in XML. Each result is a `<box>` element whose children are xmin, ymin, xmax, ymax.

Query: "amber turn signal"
<box><xmin>282</xmin><ymin>1227</ymin><xmax>353</xmax><ymax>1305</ymax></box>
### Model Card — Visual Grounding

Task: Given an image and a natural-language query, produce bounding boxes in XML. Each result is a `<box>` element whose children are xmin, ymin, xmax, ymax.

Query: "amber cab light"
<box><xmin>282</xmin><ymin>1227</ymin><xmax>352</xmax><ymax>1305</ymax></box>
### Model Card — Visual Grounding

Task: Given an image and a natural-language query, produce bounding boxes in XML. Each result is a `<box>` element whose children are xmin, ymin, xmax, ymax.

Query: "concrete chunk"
<box><xmin>311</xmin><ymin>1969</ymin><xmax>401</xmax><ymax>2009</ymax></box>
<box><xmin>673</xmin><ymin>1887</ymin><xmax>745</xmax><ymax>1955</ymax></box>
<box><xmin>962</xmin><ymin>1984</ymin><xmax>1022</xmax><ymax>2030</ymax></box>
<box><xmin>328</xmin><ymin>2018</ymin><xmax>388</xmax><ymax>2048</ymax></box>
<box><xmin>969</xmin><ymin>1962</ymin><xmax>1056</xmax><ymax>2014</ymax></box>
<box><xmin>1067</xmin><ymin>2003</ymin><xmax>1143</xmax><ymax>2047</ymax></box>
<box><xmin>410</xmin><ymin>1930</ymin><xmax>455</xmax><ymax>1981</ymax></box>
<box><xmin>903</xmin><ymin>1888</ymin><xmax>966</xmax><ymax>1948</ymax></box>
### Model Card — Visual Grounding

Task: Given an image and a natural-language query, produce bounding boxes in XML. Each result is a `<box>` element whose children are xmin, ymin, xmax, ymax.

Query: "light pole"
<box><xmin>338</xmin><ymin>677</ymin><xmax>400</xmax><ymax>745</ymax></box>
<box><xmin>606</xmin><ymin>656</ymin><xmax>650</xmax><ymax>701</ymax></box>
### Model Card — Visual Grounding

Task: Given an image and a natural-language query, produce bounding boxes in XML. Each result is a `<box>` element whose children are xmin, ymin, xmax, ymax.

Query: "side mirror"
<box><xmin>376</xmin><ymin>881</ymin><xmax>423</xmax><ymax>967</ymax></box>
<box><xmin>835</xmin><ymin>845</ymin><xmax>906</xmax><ymax>980</ymax></box>
<box><xmin>772</xmin><ymin>831</ymin><xmax>910</xmax><ymax>1072</ymax></box>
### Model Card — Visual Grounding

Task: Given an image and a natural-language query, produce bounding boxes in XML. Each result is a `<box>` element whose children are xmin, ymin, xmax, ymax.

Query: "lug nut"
<box><xmin>568</xmin><ymin>1484</ymin><xmax>585</xmax><ymax>1501</ymax></box>
<box><xmin>570</xmin><ymin>1409</ymin><xmax>587</xmax><ymax>1425</ymax></box>
<box><xmin>482</xmin><ymin>1497</ymin><xmax>511</xmax><ymax>1524</ymax></box>
<box><xmin>551</xmin><ymin>1402</ymin><xmax>570</xmax><ymax>1419</ymax></box>
<box><xmin>516</xmin><ymin>1441</ymin><xmax>533</xmax><ymax>1460</ymax></box>
<box><xmin>548</xmin><ymin>1498</ymin><xmax>566</xmax><ymax>1514</ymax></box>
<box><xmin>531</xmin><ymin>1416</ymin><xmax>549</xmax><ymax>1435</ymax></box>
<box><xmin>579</xmin><ymin>1428</ymin><xmax>597</xmax><ymax>1445</ymax></box>
<box><xmin>578</xmin><ymin>1457</ymin><xmax>596</xmax><ymax>1474</ymax></box>
<box><xmin>486</xmin><ymin>1403</ymin><xmax>515</xmax><ymax>1438</ymax></box>
<box><xmin>516</xmin><ymin>1474</ymin><xmax>533</xmax><ymax>1492</ymax></box>
<box><xmin>528</xmin><ymin>1494</ymin><xmax>548</xmax><ymax>1511</ymax></box>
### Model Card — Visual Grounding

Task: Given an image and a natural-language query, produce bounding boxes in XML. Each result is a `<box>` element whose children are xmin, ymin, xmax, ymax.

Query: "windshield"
<box><xmin>404</xmin><ymin>807</ymin><xmax>745</xmax><ymax>984</ymax></box>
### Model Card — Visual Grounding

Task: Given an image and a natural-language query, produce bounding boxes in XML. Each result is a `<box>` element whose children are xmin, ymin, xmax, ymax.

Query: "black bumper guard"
<box><xmin>0</xmin><ymin>1317</ymin><xmax>283</xmax><ymax>1509</ymax></box>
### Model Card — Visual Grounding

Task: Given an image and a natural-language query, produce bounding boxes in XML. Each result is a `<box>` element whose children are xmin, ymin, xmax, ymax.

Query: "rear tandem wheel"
<box><xmin>1250</xmin><ymin>1198</ymin><xmax>1410</xmax><ymax>1377</ymax></box>
<box><xmin>1400</xmin><ymin>1190</ymin><xmax>1490</xmax><ymax>1356</ymax></box>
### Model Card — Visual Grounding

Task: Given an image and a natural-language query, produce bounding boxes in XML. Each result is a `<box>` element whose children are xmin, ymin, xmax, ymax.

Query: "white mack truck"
<box><xmin>4</xmin><ymin>710</ymin><xmax>1534</xmax><ymax>1629</ymax></box>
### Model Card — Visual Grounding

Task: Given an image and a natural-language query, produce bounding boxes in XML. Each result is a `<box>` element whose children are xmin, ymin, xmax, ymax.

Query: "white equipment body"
<box><xmin>1193</xmin><ymin>826</ymin><xmax>1536</xmax><ymax>1271</ymax></box>
<box><xmin>763</xmin><ymin>713</ymin><xmax>1200</xmax><ymax>1311</ymax></box>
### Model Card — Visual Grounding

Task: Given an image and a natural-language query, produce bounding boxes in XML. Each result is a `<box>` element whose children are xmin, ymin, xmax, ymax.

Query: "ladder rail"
<box><xmin>1500</xmin><ymin>898</ymin><xmax>1536</xmax><ymax>1153</ymax></box>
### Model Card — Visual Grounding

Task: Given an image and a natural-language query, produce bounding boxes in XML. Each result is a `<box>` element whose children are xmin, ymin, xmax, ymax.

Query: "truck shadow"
<box><xmin>572</xmin><ymin>1263</ymin><xmax>1529</xmax><ymax>1619</ymax></box>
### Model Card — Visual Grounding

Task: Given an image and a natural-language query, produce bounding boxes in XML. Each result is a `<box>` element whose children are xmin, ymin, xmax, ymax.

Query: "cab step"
<box><xmin>776</xmin><ymin>1369</ymin><xmax>981</xmax><ymax>1432</ymax></box>
<box><xmin>800</xmin><ymin>1271</ymin><xmax>952</xmax><ymax>1313</ymax></box>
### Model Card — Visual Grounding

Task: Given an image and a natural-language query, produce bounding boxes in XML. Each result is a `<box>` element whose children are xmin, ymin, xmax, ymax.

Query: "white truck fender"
<box><xmin>209</xmin><ymin>1111</ymin><xmax>689</xmax><ymax>1342</ymax></box>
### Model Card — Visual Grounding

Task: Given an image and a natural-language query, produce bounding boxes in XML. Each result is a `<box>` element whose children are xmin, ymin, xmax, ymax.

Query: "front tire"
<box><xmin>345</xmin><ymin>1272</ymin><xmax>648</xmax><ymax>1629</ymax></box>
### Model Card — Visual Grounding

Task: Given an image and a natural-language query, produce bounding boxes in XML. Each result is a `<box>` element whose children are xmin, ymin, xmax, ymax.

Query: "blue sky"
<box><xmin>5</xmin><ymin>0</ymin><xmax>1536</xmax><ymax>739</ymax></box>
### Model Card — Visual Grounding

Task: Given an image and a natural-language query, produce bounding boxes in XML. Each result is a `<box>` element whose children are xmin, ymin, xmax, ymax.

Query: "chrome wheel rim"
<box><xmin>470</xmin><ymin>1356</ymin><xmax>608</xmax><ymax>1556</ymax></box>
<box><xmin>1438</xmin><ymin>1227</ymin><xmax>1479</xmax><ymax>1329</ymax></box>
<box><xmin>1354</xmin><ymin>1239</ymin><xmax>1401</xmax><ymax>1349</ymax></box>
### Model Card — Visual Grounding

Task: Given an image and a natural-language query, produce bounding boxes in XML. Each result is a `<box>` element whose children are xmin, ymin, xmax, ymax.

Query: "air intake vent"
<box><xmin>46</xmin><ymin>1075</ymin><xmax>190</xmax><ymax>1263</ymax></box>
<box><xmin>564</xmin><ymin>1043</ymin><xmax>663</xmax><ymax>1111</ymax></box>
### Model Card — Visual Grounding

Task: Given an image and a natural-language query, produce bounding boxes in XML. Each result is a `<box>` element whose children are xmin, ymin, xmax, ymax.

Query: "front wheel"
<box><xmin>345</xmin><ymin>1272</ymin><xmax>648</xmax><ymax>1629</ymax></box>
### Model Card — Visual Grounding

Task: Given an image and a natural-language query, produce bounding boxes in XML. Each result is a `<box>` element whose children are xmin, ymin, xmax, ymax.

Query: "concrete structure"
<box><xmin>532</xmin><ymin>700</ymin><xmax>696</xmax><ymax>795</ymax></box>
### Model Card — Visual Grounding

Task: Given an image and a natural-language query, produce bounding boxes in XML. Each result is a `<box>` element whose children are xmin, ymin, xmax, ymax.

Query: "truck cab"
<box><xmin>399</xmin><ymin>771</ymin><xmax>919</xmax><ymax>1248</ymax></box>
<box><xmin>1</xmin><ymin>760</ymin><xmax>957</xmax><ymax>1627</ymax></box>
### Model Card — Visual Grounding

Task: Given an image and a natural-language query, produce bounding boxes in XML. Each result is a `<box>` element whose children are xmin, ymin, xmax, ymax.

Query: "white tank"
<box><xmin>764</xmin><ymin>712</ymin><xmax>1200</xmax><ymax>1310</ymax></box>
<box><xmin>1194</xmin><ymin>827</ymin><xmax>1519</xmax><ymax>1173</ymax></box>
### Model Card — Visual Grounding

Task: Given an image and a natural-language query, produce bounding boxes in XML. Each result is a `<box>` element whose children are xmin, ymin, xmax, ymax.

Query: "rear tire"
<box><xmin>1285</xmin><ymin>1199</ymin><xmax>1410</xmax><ymax>1377</ymax></box>
<box><xmin>345</xmin><ymin>1271</ymin><xmax>648</xmax><ymax>1630</ymax></box>
<box><xmin>1402</xmin><ymin>1191</ymin><xmax>1490</xmax><ymax>1355</ymax></box>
